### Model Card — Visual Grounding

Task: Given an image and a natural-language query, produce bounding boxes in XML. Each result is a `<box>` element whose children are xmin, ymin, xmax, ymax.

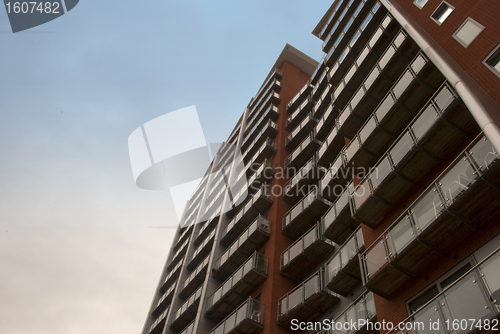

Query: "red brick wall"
<box><xmin>254</xmin><ymin>60</ymin><xmax>312</xmax><ymax>334</ymax></box>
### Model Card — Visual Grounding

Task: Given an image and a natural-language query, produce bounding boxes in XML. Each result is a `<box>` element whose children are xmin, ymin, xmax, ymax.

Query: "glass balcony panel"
<box><xmin>391</xmin><ymin>131</ymin><xmax>414</xmax><ymax>166</ymax></box>
<box><xmin>225</xmin><ymin>312</ymin><xmax>236</xmax><ymax>333</ymax></box>
<box><xmin>335</xmin><ymin>33</ymin><xmax>344</xmax><ymax>48</ymax></box>
<box><xmin>289</xmin><ymin>289</ymin><xmax>302</xmax><ymax>310</ymax></box>
<box><xmin>339</xmin><ymin>7</ymin><xmax>349</xmax><ymax>22</ymax></box>
<box><xmin>356</xmin><ymin>228</ymin><xmax>364</xmax><ymax>247</ymax></box>
<box><xmin>369</xmin><ymin>28</ymin><xmax>383</xmax><ymax>48</ymax></box>
<box><xmin>379</xmin><ymin>46</ymin><xmax>396</xmax><ymax>69</ymax></box>
<box><xmin>360</xmin><ymin>116</ymin><xmax>377</xmax><ymax>142</ymax></box>
<box><xmin>365</xmin><ymin>241</ymin><xmax>388</xmax><ymax>278</ymax></box>
<box><xmin>233</xmin><ymin>267</ymin><xmax>243</xmax><ymax>282</ymax></box>
<box><xmin>412</xmin><ymin>189</ymin><xmax>443</xmax><ymax>231</ymax></box>
<box><xmin>388</xmin><ymin>216</ymin><xmax>415</xmax><ymax>255</ymax></box>
<box><xmin>345</xmin><ymin>137</ymin><xmax>360</xmax><ymax>161</ymax></box>
<box><xmin>438</xmin><ymin>158</ymin><xmax>476</xmax><ymax>204</ymax></box>
<box><xmin>382</xmin><ymin>15</ymin><xmax>391</xmax><ymax>28</ymax></box>
<box><xmin>324</xmin><ymin>205</ymin><xmax>337</xmax><ymax>230</ymax></box>
<box><xmin>366</xmin><ymin>293</ymin><xmax>376</xmax><ymax>318</ymax></box>
<box><xmin>372</xmin><ymin>2</ymin><xmax>380</xmax><ymax>12</ymax></box>
<box><xmin>236</xmin><ymin>305</ymin><xmax>247</xmax><ymax>324</ymax></box>
<box><xmin>365</xmin><ymin>67</ymin><xmax>380</xmax><ymax>90</ymax></box>
<box><xmin>354</xmin><ymin>299</ymin><xmax>366</xmax><ymax>321</ymax></box>
<box><xmin>336</xmin><ymin>189</ymin><xmax>350</xmax><ymax>213</ymax></box>
<box><xmin>282</xmin><ymin>251</ymin><xmax>289</xmax><ymax>266</ymax></box>
<box><xmin>444</xmin><ymin>271</ymin><xmax>491</xmax><ymax>323</ymax></box>
<box><xmin>280</xmin><ymin>300</ymin><xmax>287</xmax><ymax>316</ymax></box>
<box><xmin>376</xmin><ymin>94</ymin><xmax>395</xmax><ymax>121</ymax></box>
<box><xmin>434</xmin><ymin>87</ymin><xmax>455</xmax><ymax>112</ymax></box>
<box><xmin>213</xmin><ymin>289</ymin><xmax>222</xmax><ymax>305</ymax></box>
<box><xmin>394</xmin><ymin>32</ymin><xmax>406</xmax><ymax>48</ymax></box>
<box><xmin>223</xmin><ymin>280</ymin><xmax>232</xmax><ymax>295</ymax></box>
<box><xmin>393</xmin><ymin>70</ymin><xmax>414</xmax><ymax>99</ymax></box>
<box><xmin>345</xmin><ymin>66</ymin><xmax>356</xmax><ymax>84</ymax></box>
<box><xmin>351</xmin><ymin>88</ymin><xmax>365</xmax><ymax>110</ymax></box>
<box><xmin>328</xmin><ymin>255</ymin><xmax>342</xmax><ymax>277</ymax></box>
<box><xmin>291</xmin><ymin>204</ymin><xmax>302</xmax><ymax>222</ymax></box>
<box><xmin>342</xmin><ymin>237</ymin><xmax>358</xmax><ymax>262</ymax></box>
<box><xmin>304</xmin><ymin>227</ymin><xmax>317</xmax><ymax>249</ymax></box>
<box><xmin>344</xmin><ymin>18</ymin><xmax>354</xmax><ymax>32</ymax></box>
<box><xmin>361</xmin><ymin>14</ymin><xmax>373</xmax><ymax>31</ymax></box>
<box><xmin>243</xmin><ymin>257</ymin><xmax>253</xmax><ymax>274</ymax></box>
<box><xmin>346</xmin><ymin>305</ymin><xmax>357</xmax><ymax>324</ymax></box>
<box><xmin>339</xmin><ymin>107</ymin><xmax>350</xmax><ymax>126</ymax></box>
<box><xmin>411</xmin><ymin>54</ymin><xmax>426</xmax><ymax>74</ymax></box>
<box><xmin>480</xmin><ymin>251</ymin><xmax>500</xmax><ymax>294</ymax></box>
<box><xmin>304</xmin><ymin>275</ymin><xmax>319</xmax><ymax>299</ymax></box>
<box><xmin>470</xmin><ymin>138</ymin><xmax>497</xmax><ymax>171</ymax></box>
<box><xmin>412</xmin><ymin>104</ymin><xmax>439</xmax><ymax>141</ymax></box>
<box><xmin>413</xmin><ymin>301</ymin><xmax>446</xmax><ymax>334</ymax></box>
<box><xmin>289</xmin><ymin>242</ymin><xmax>303</xmax><ymax>261</ymax></box>
<box><xmin>350</xmin><ymin>30</ymin><xmax>361</xmax><ymax>47</ymax></box>
<box><xmin>354</xmin><ymin>2</ymin><xmax>363</xmax><ymax>17</ymax></box>
<box><xmin>357</xmin><ymin>47</ymin><xmax>370</xmax><ymax>66</ymax></box>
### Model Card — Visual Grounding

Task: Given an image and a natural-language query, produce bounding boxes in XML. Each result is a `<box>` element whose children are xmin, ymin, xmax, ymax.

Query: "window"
<box><xmin>431</xmin><ymin>2</ymin><xmax>454</xmax><ymax>25</ymax></box>
<box><xmin>413</xmin><ymin>0</ymin><xmax>428</xmax><ymax>9</ymax></box>
<box><xmin>484</xmin><ymin>43</ymin><xmax>500</xmax><ymax>78</ymax></box>
<box><xmin>453</xmin><ymin>17</ymin><xmax>484</xmax><ymax>47</ymax></box>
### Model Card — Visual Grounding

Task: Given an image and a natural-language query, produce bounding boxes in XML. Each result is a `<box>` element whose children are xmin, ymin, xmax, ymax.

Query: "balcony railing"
<box><xmin>243</xmin><ymin>120</ymin><xmax>278</xmax><ymax>159</ymax></box>
<box><xmin>170</xmin><ymin>286</ymin><xmax>202</xmax><ymax>331</ymax></box>
<box><xmin>361</xmin><ymin>136</ymin><xmax>500</xmax><ymax>298</ymax></box>
<box><xmin>351</xmin><ymin>83</ymin><xmax>481</xmax><ymax>228</ymax></box>
<box><xmin>206</xmin><ymin>252</ymin><xmax>268</xmax><ymax>321</ymax></box>
<box><xmin>220</xmin><ymin>185</ymin><xmax>273</xmax><ymax>246</ymax></box>
<box><xmin>188</xmin><ymin>229</ymin><xmax>215</xmax><ymax>270</ymax></box>
<box><xmin>317</xmin><ymin>120</ymin><xmax>344</xmax><ymax>168</ymax></box>
<box><xmin>315</xmin><ymin>104</ymin><xmax>340</xmax><ymax>144</ymax></box>
<box><xmin>152</xmin><ymin>283</ymin><xmax>176</xmax><ymax>316</ymax></box>
<box><xmin>284</xmin><ymin>131</ymin><xmax>322</xmax><ymax>173</ymax></box>
<box><xmin>321</xmin><ymin>182</ymin><xmax>358</xmax><ymax>244</ymax></box>
<box><xmin>312</xmin><ymin>83</ymin><xmax>333</xmax><ymax>120</ymax></box>
<box><xmin>284</xmin><ymin>156</ymin><xmax>325</xmax><ymax>204</ymax></box>
<box><xmin>245</xmin><ymin>159</ymin><xmax>275</xmax><ymax>196</ymax></box>
<box><xmin>319</xmin><ymin>150</ymin><xmax>351</xmax><ymax>202</ymax></box>
<box><xmin>161</xmin><ymin>260</ymin><xmax>183</xmax><ymax>292</ymax></box>
<box><xmin>390</xmin><ymin>245</ymin><xmax>500</xmax><ymax>334</ymax></box>
<box><xmin>208</xmin><ymin>297</ymin><xmax>264</xmax><ymax>334</ymax></box>
<box><xmin>277</xmin><ymin>269</ymin><xmax>340</xmax><ymax>327</ymax></box>
<box><xmin>167</xmin><ymin>238</ymin><xmax>189</xmax><ymax>271</ymax></box>
<box><xmin>287</xmin><ymin>82</ymin><xmax>313</xmax><ymax>113</ymax></box>
<box><xmin>149</xmin><ymin>307</ymin><xmax>169</xmax><ymax>334</ymax></box>
<box><xmin>213</xmin><ymin>215</ymin><xmax>271</xmax><ymax>279</ymax></box>
<box><xmin>331</xmin><ymin>291</ymin><xmax>377</xmax><ymax>334</ymax></box>
<box><xmin>286</xmin><ymin>96</ymin><xmax>316</xmax><ymax>131</ymax></box>
<box><xmin>195</xmin><ymin>216</ymin><xmax>219</xmax><ymax>246</ymax></box>
<box><xmin>325</xmin><ymin>228</ymin><xmax>365</xmax><ymax>296</ymax></box>
<box><xmin>281</xmin><ymin>222</ymin><xmax>335</xmax><ymax>281</ymax></box>
<box><xmin>282</xmin><ymin>190</ymin><xmax>332</xmax><ymax>240</ymax></box>
<box><xmin>180</xmin><ymin>255</ymin><xmax>209</xmax><ymax>298</ymax></box>
<box><xmin>285</xmin><ymin>112</ymin><xmax>319</xmax><ymax>152</ymax></box>
<box><xmin>244</xmin><ymin>138</ymin><xmax>276</xmax><ymax>167</ymax></box>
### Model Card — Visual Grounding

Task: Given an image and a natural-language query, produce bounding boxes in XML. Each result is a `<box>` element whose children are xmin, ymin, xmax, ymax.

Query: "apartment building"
<box><xmin>142</xmin><ymin>1</ymin><xmax>500</xmax><ymax>334</ymax></box>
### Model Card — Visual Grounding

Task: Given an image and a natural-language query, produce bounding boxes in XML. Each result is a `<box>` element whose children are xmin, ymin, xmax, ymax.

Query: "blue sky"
<box><xmin>0</xmin><ymin>1</ymin><xmax>331</xmax><ymax>333</ymax></box>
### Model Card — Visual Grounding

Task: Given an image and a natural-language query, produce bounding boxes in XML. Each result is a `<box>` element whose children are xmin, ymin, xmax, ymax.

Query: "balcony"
<box><xmin>325</xmin><ymin>228</ymin><xmax>365</xmax><ymax>296</ymax></box>
<box><xmin>153</xmin><ymin>283</ymin><xmax>176</xmax><ymax>317</ymax></box>
<box><xmin>167</xmin><ymin>239</ymin><xmax>189</xmax><ymax>271</ymax></box>
<box><xmin>361</xmin><ymin>136</ymin><xmax>500</xmax><ymax>298</ymax></box>
<box><xmin>180</xmin><ymin>256</ymin><xmax>209</xmax><ymax>298</ymax></box>
<box><xmin>277</xmin><ymin>269</ymin><xmax>340</xmax><ymax>327</ymax></box>
<box><xmin>246</xmin><ymin>160</ymin><xmax>275</xmax><ymax>196</ymax></box>
<box><xmin>335</xmin><ymin>38</ymin><xmax>425</xmax><ymax>142</ymax></box>
<box><xmin>243</xmin><ymin>120</ymin><xmax>278</xmax><ymax>159</ymax></box>
<box><xmin>287</xmin><ymin>83</ymin><xmax>314</xmax><ymax>113</ymax></box>
<box><xmin>220</xmin><ymin>185</ymin><xmax>273</xmax><ymax>247</ymax></box>
<box><xmin>285</xmin><ymin>132</ymin><xmax>322</xmax><ymax>173</ymax></box>
<box><xmin>352</xmin><ymin>84</ymin><xmax>481</xmax><ymax>228</ymax></box>
<box><xmin>284</xmin><ymin>156</ymin><xmax>325</xmax><ymax>204</ymax></box>
<box><xmin>175</xmin><ymin>226</ymin><xmax>193</xmax><ymax>251</ymax></box>
<box><xmin>392</xmin><ymin>247</ymin><xmax>500</xmax><ymax>334</ymax></box>
<box><xmin>322</xmin><ymin>182</ymin><xmax>358</xmax><ymax>244</ymax></box>
<box><xmin>195</xmin><ymin>216</ymin><xmax>219</xmax><ymax>246</ymax></box>
<box><xmin>319</xmin><ymin>151</ymin><xmax>351</xmax><ymax>202</ymax></box>
<box><xmin>312</xmin><ymin>84</ymin><xmax>333</xmax><ymax>120</ymax></box>
<box><xmin>149</xmin><ymin>307</ymin><xmax>169</xmax><ymax>334</ymax></box>
<box><xmin>213</xmin><ymin>215</ymin><xmax>271</xmax><ymax>280</ymax></box>
<box><xmin>170</xmin><ymin>287</ymin><xmax>202</xmax><ymax>332</ymax></box>
<box><xmin>317</xmin><ymin>122</ymin><xmax>345</xmax><ymax>168</ymax></box>
<box><xmin>206</xmin><ymin>253</ymin><xmax>268</xmax><ymax>321</ymax></box>
<box><xmin>281</xmin><ymin>223</ymin><xmax>335</xmax><ymax>281</ymax></box>
<box><xmin>208</xmin><ymin>298</ymin><xmax>264</xmax><ymax>334</ymax></box>
<box><xmin>244</xmin><ymin>138</ymin><xmax>276</xmax><ymax>167</ymax></box>
<box><xmin>315</xmin><ymin>104</ymin><xmax>340</xmax><ymax>143</ymax></box>
<box><xmin>161</xmin><ymin>260</ymin><xmax>183</xmax><ymax>293</ymax></box>
<box><xmin>188</xmin><ymin>229</ymin><xmax>215</xmax><ymax>270</ymax></box>
<box><xmin>286</xmin><ymin>97</ymin><xmax>316</xmax><ymax>131</ymax></box>
<box><xmin>332</xmin><ymin>291</ymin><xmax>378</xmax><ymax>334</ymax></box>
<box><xmin>285</xmin><ymin>112</ymin><xmax>318</xmax><ymax>152</ymax></box>
<box><xmin>282</xmin><ymin>190</ymin><xmax>332</xmax><ymax>240</ymax></box>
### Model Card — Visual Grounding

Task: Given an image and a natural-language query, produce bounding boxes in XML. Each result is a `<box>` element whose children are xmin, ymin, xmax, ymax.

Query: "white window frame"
<box><xmin>452</xmin><ymin>17</ymin><xmax>485</xmax><ymax>48</ymax></box>
<box><xmin>431</xmin><ymin>1</ymin><xmax>455</xmax><ymax>26</ymax></box>
<box><xmin>483</xmin><ymin>43</ymin><xmax>500</xmax><ymax>79</ymax></box>
<box><xmin>413</xmin><ymin>0</ymin><xmax>429</xmax><ymax>9</ymax></box>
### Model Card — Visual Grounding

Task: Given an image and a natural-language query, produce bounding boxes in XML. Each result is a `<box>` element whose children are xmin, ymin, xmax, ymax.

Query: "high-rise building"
<box><xmin>142</xmin><ymin>1</ymin><xmax>500</xmax><ymax>334</ymax></box>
